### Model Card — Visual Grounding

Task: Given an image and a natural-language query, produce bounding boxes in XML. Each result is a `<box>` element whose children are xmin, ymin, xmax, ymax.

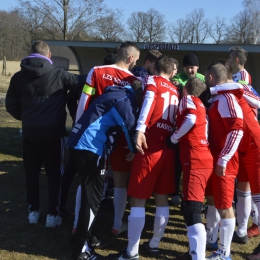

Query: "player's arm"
<box><xmin>75</xmin><ymin>68</ymin><xmax>96</xmax><ymax>123</ymax></box>
<box><xmin>135</xmin><ymin>81</ymin><xmax>157</xmax><ymax>154</ymax></box>
<box><xmin>240</xmin><ymin>83</ymin><xmax>260</xmax><ymax>109</ymax></box>
<box><xmin>170</xmin><ymin>98</ymin><xmax>197</xmax><ymax>144</ymax></box>
<box><xmin>216</xmin><ymin>95</ymin><xmax>244</xmax><ymax>176</ymax></box>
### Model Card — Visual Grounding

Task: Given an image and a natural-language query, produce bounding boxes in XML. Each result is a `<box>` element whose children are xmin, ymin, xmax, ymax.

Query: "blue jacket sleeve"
<box><xmin>111</xmin><ymin>94</ymin><xmax>138</xmax><ymax>153</ymax></box>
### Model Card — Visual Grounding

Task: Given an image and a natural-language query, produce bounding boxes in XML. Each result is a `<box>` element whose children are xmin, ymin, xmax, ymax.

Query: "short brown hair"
<box><xmin>154</xmin><ymin>55</ymin><xmax>175</xmax><ymax>75</ymax></box>
<box><xmin>144</xmin><ymin>50</ymin><xmax>162</xmax><ymax>63</ymax></box>
<box><xmin>31</xmin><ymin>41</ymin><xmax>50</xmax><ymax>56</ymax></box>
<box><xmin>185</xmin><ymin>77</ymin><xmax>207</xmax><ymax>97</ymax></box>
<box><xmin>206</xmin><ymin>63</ymin><xmax>228</xmax><ymax>83</ymax></box>
<box><xmin>117</xmin><ymin>41</ymin><xmax>140</xmax><ymax>60</ymax></box>
<box><xmin>230</xmin><ymin>46</ymin><xmax>248</xmax><ymax>66</ymax></box>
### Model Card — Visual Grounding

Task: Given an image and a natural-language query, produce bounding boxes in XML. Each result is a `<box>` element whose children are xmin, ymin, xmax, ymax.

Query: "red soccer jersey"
<box><xmin>210</xmin><ymin>82</ymin><xmax>260</xmax><ymax>152</ymax></box>
<box><xmin>136</xmin><ymin>75</ymin><xmax>179</xmax><ymax>151</ymax></box>
<box><xmin>207</xmin><ymin>92</ymin><xmax>243</xmax><ymax>173</ymax></box>
<box><xmin>173</xmin><ymin>95</ymin><xmax>213</xmax><ymax>169</ymax></box>
<box><xmin>76</xmin><ymin>64</ymin><xmax>138</xmax><ymax>122</ymax></box>
<box><xmin>232</xmin><ymin>69</ymin><xmax>252</xmax><ymax>85</ymax></box>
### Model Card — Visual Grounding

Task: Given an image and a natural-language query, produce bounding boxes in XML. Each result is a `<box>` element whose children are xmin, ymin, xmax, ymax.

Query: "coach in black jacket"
<box><xmin>5</xmin><ymin>40</ymin><xmax>85</xmax><ymax>228</ymax></box>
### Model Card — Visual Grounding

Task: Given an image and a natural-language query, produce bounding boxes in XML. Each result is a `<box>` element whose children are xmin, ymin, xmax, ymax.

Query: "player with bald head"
<box><xmin>205</xmin><ymin>63</ymin><xmax>244</xmax><ymax>260</ymax></box>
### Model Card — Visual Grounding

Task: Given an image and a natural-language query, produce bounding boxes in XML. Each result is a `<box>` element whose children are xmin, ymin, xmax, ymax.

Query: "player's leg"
<box><xmin>111</xmin><ymin>171</ymin><xmax>128</xmax><ymax>235</ymax></box>
<box><xmin>205</xmin><ymin>196</ymin><xmax>220</xmax><ymax>249</ymax></box>
<box><xmin>207</xmin><ymin>173</ymin><xmax>236</xmax><ymax>259</ymax></box>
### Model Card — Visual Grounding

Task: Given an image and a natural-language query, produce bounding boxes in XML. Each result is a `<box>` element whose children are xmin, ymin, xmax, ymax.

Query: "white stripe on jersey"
<box><xmin>136</xmin><ymin>90</ymin><xmax>155</xmax><ymax>133</ymax></box>
<box><xmin>241</xmin><ymin>83</ymin><xmax>260</xmax><ymax>109</ymax></box>
<box><xmin>217</xmin><ymin>129</ymin><xmax>243</xmax><ymax>167</ymax></box>
<box><xmin>210</xmin><ymin>83</ymin><xmax>243</xmax><ymax>95</ymax></box>
<box><xmin>172</xmin><ymin>113</ymin><xmax>197</xmax><ymax>142</ymax></box>
<box><xmin>210</xmin><ymin>93</ymin><xmax>243</xmax><ymax>119</ymax></box>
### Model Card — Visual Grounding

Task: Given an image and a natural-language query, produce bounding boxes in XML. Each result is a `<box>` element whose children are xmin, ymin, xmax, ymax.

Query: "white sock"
<box><xmin>236</xmin><ymin>189</ymin><xmax>251</xmax><ymax>237</ymax></box>
<box><xmin>218</xmin><ymin>218</ymin><xmax>235</xmax><ymax>257</ymax></box>
<box><xmin>251</xmin><ymin>197</ymin><xmax>259</xmax><ymax>225</ymax></box>
<box><xmin>206</xmin><ymin>205</ymin><xmax>221</xmax><ymax>243</ymax></box>
<box><xmin>74</xmin><ymin>185</ymin><xmax>81</xmax><ymax>228</ymax></box>
<box><xmin>252</xmin><ymin>195</ymin><xmax>260</xmax><ymax>232</ymax></box>
<box><xmin>187</xmin><ymin>223</ymin><xmax>206</xmax><ymax>260</ymax></box>
<box><xmin>113</xmin><ymin>188</ymin><xmax>127</xmax><ymax>229</ymax></box>
<box><xmin>149</xmin><ymin>206</ymin><xmax>169</xmax><ymax>248</ymax></box>
<box><xmin>81</xmin><ymin>240</ymin><xmax>90</xmax><ymax>252</ymax></box>
<box><xmin>127</xmin><ymin>207</ymin><xmax>145</xmax><ymax>257</ymax></box>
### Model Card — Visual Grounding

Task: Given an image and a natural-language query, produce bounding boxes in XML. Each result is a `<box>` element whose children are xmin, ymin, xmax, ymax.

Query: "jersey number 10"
<box><xmin>161</xmin><ymin>92</ymin><xmax>179</xmax><ymax>124</ymax></box>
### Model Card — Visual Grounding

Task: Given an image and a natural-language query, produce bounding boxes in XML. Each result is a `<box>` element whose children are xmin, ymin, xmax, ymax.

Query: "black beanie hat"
<box><xmin>183</xmin><ymin>53</ymin><xmax>199</xmax><ymax>67</ymax></box>
<box><xmin>103</xmin><ymin>53</ymin><xmax>117</xmax><ymax>65</ymax></box>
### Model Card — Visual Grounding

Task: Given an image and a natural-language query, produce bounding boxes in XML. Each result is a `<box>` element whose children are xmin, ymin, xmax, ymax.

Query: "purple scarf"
<box><xmin>22</xmin><ymin>53</ymin><xmax>53</xmax><ymax>64</ymax></box>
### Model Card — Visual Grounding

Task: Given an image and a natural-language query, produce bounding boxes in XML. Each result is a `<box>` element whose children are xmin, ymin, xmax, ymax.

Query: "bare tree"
<box><xmin>127</xmin><ymin>8</ymin><xmax>166</xmax><ymax>42</ymax></box>
<box><xmin>145</xmin><ymin>8</ymin><xmax>166</xmax><ymax>42</ymax></box>
<box><xmin>90</xmin><ymin>9</ymin><xmax>126</xmax><ymax>41</ymax></box>
<box><xmin>19</xmin><ymin>0</ymin><xmax>107</xmax><ymax>41</ymax></box>
<box><xmin>168</xmin><ymin>9</ymin><xmax>210</xmax><ymax>43</ymax></box>
<box><xmin>186</xmin><ymin>9</ymin><xmax>210</xmax><ymax>43</ymax></box>
<box><xmin>208</xmin><ymin>16</ymin><xmax>227</xmax><ymax>44</ymax></box>
<box><xmin>225</xmin><ymin>10</ymin><xmax>256</xmax><ymax>44</ymax></box>
<box><xmin>0</xmin><ymin>10</ymin><xmax>27</xmax><ymax>60</ymax></box>
<box><xmin>242</xmin><ymin>0</ymin><xmax>260</xmax><ymax>43</ymax></box>
<box><xmin>126</xmin><ymin>11</ymin><xmax>149</xmax><ymax>42</ymax></box>
<box><xmin>168</xmin><ymin>19</ymin><xmax>190</xmax><ymax>43</ymax></box>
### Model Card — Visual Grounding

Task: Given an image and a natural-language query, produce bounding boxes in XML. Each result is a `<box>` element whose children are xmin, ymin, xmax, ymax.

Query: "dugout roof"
<box><xmin>45</xmin><ymin>40</ymin><xmax>260</xmax><ymax>92</ymax></box>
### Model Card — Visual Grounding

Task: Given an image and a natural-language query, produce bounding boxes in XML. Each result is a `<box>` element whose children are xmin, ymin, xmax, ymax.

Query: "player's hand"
<box><xmin>214</xmin><ymin>163</ymin><xmax>226</xmax><ymax>177</ymax></box>
<box><xmin>124</xmin><ymin>146</ymin><xmax>135</xmax><ymax>161</ymax></box>
<box><xmin>135</xmin><ymin>131</ymin><xmax>148</xmax><ymax>155</ymax></box>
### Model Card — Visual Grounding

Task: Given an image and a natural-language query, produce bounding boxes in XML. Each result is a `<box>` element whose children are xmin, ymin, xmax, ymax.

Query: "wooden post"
<box><xmin>2</xmin><ymin>56</ymin><xmax>6</xmax><ymax>76</ymax></box>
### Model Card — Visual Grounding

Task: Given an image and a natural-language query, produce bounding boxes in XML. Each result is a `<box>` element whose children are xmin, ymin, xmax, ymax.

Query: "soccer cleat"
<box><xmin>171</xmin><ymin>195</ymin><xmax>181</xmax><ymax>207</ymax></box>
<box><xmin>247</xmin><ymin>223</ymin><xmax>260</xmax><ymax>238</ymax></box>
<box><xmin>45</xmin><ymin>214</ymin><xmax>62</xmax><ymax>228</ymax></box>
<box><xmin>206</xmin><ymin>251</ymin><xmax>232</xmax><ymax>260</ymax></box>
<box><xmin>28</xmin><ymin>211</ymin><xmax>40</xmax><ymax>224</ymax></box>
<box><xmin>77</xmin><ymin>250</ymin><xmax>107</xmax><ymax>260</ymax></box>
<box><xmin>89</xmin><ymin>234</ymin><xmax>109</xmax><ymax>249</ymax></box>
<box><xmin>142</xmin><ymin>241</ymin><xmax>159</xmax><ymax>257</ymax></box>
<box><xmin>111</xmin><ymin>222</ymin><xmax>128</xmax><ymax>236</ymax></box>
<box><xmin>175</xmin><ymin>252</ymin><xmax>192</xmax><ymax>260</ymax></box>
<box><xmin>206</xmin><ymin>241</ymin><xmax>218</xmax><ymax>250</ymax></box>
<box><xmin>232</xmin><ymin>231</ymin><xmax>248</xmax><ymax>244</ymax></box>
<box><xmin>107</xmin><ymin>249</ymin><xmax>139</xmax><ymax>260</ymax></box>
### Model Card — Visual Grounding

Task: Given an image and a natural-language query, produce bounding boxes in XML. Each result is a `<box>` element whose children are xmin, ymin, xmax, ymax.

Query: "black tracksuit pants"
<box><xmin>72</xmin><ymin>149</ymin><xmax>105</xmax><ymax>259</ymax></box>
<box><xmin>23</xmin><ymin>138</ymin><xmax>65</xmax><ymax>215</ymax></box>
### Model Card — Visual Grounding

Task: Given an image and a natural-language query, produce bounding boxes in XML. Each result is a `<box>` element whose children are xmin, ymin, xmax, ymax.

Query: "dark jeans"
<box><xmin>23</xmin><ymin>138</ymin><xmax>65</xmax><ymax>215</ymax></box>
<box><xmin>72</xmin><ymin>149</ymin><xmax>105</xmax><ymax>259</ymax></box>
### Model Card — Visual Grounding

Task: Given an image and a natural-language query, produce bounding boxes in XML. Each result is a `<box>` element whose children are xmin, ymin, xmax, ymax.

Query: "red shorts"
<box><xmin>237</xmin><ymin>144</ymin><xmax>260</xmax><ymax>193</ymax></box>
<box><xmin>110</xmin><ymin>133</ymin><xmax>132</xmax><ymax>172</ymax></box>
<box><xmin>182</xmin><ymin>167</ymin><xmax>213</xmax><ymax>202</ymax></box>
<box><xmin>127</xmin><ymin>148</ymin><xmax>175</xmax><ymax>199</ymax></box>
<box><xmin>205</xmin><ymin>171</ymin><xmax>237</xmax><ymax>209</ymax></box>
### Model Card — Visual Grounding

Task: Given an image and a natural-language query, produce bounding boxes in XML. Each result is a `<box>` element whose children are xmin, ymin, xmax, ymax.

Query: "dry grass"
<box><xmin>0</xmin><ymin>74</ymin><xmax>260</xmax><ymax>259</ymax></box>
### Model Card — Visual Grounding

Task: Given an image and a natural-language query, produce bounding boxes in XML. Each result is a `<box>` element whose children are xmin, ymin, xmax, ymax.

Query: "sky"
<box><xmin>2</xmin><ymin>0</ymin><xmax>244</xmax><ymax>24</ymax></box>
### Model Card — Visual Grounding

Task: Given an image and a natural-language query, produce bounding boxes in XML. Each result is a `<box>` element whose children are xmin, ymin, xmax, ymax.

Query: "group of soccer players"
<box><xmin>67</xmin><ymin>41</ymin><xmax>260</xmax><ymax>260</ymax></box>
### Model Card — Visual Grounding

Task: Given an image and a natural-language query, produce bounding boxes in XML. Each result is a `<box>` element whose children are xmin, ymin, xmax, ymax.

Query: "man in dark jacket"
<box><xmin>5</xmin><ymin>40</ymin><xmax>85</xmax><ymax>228</ymax></box>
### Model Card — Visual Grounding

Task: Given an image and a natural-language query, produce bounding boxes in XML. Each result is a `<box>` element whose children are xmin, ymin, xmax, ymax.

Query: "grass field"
<box><xmin>0</xmin><ymin>74</ymin><xmax>259</xmax><ymax>260</ymax></box>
